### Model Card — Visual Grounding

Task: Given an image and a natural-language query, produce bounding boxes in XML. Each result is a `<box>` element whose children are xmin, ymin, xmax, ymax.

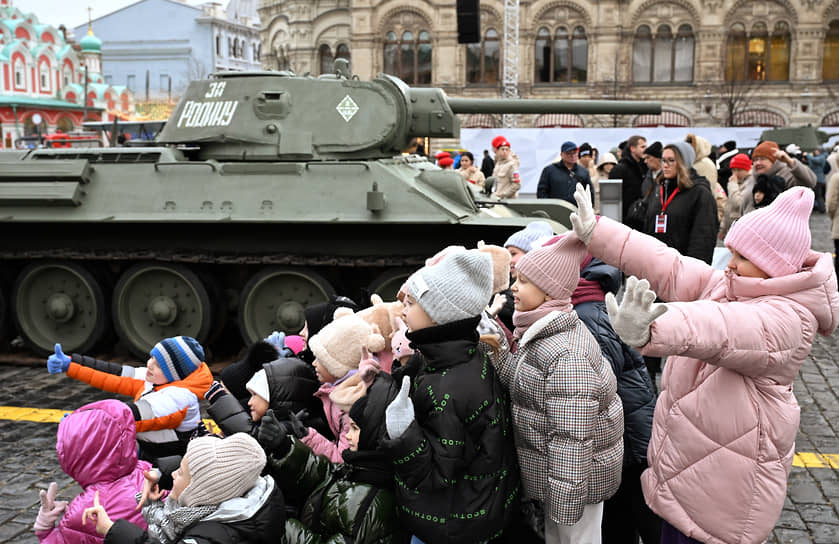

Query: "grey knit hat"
<box><xmin>670</xmin><ymin>141</ymin><xmax>696</xmax><ymax>167</ymax></box>
<box><xmin>177</xmin><ymin>434</ymin><xmax>266</xmax><ymax>507</ymax></box>
<box><xmin>406</xmin><ymin>250</ymin><xmax>493</xmax><ymax>325</ymax></box>
<box><xmin>504</xmin><ymin>221</ymin><xmax>554</xmax><ymax>252</ymax></box>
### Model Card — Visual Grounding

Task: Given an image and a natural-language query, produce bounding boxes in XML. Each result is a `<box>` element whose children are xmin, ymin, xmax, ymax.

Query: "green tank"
<box><xmin>0</xmin><ymin>65</ymin><xmax>660</xmax><ymax>358</ymax></box>
<box><xmin>759</xmin><ymin>125</ymin><xmax>839</xmax><ymax>151</ymax></box>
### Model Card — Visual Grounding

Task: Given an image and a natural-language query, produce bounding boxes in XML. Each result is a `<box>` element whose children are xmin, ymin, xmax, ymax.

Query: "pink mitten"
<box><xmin>33</xmin><ymin>482</ymin><xmax>67</xmax><ymax>532</ymax></box>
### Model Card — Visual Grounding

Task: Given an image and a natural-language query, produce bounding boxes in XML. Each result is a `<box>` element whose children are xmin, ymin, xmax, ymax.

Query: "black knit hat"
<box><xmin>644</xmin><ymin>141</ymin><xmax>663</xmax><ymax>160</ymax></box>
<box><xmin>578</xmin><ymin>142</ymin><xmax>593</xmax><ymax>157</ymax></box>
<box><xmin>348</xmin><ymin>373</ymin><xmax>399</xmax><ymax>452</ymax></box>
<box><xmin>220</xmin><ymin>341</ymin><xmax>279</xmax><ymax>403</ymax></box>
<box><xmin>722</xmin><ymin>140</ymin><xmax>737</xmax><ymax>151</ymax></box>
<box><xmin>303</xmin><ymin>296</ymin><xmax>358</xmax><ymax>338</ymax></box>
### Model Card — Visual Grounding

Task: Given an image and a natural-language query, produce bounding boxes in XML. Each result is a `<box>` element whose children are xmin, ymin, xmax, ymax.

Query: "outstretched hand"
<box><xmin>136</xmin><ymin>469</ymin><xmax>164</xmax><ymax>510</ymax></box>
<box><xmin>605</xmin><ymin>276</ymin><xmax>668</xmax><ymax>348</ymax></box>
<box><xmin>33</xmin><ymin>482</ymin><xmax>67</xmax><ymax>532</ymax></box>
<box><xmin>82</xmin><ymin>491</ymin><xmax>114</xmax><ymax>536</ymax></box>
<box><xmin>47</xmin><ymin>344</ymin><xmax>71</xmax><ymax>374</ymax></box>
<box><xmin>570</xmin><ymin>183</ymin><xmax>596</xmax><ymax>245</ymax></box>
<box><xmin>385</xmin><ymin>376</ymin><xmax>415</xmax><ymax>439</ymax></box>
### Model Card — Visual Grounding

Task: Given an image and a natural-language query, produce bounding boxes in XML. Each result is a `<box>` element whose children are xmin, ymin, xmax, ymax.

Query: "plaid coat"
<box><xmin>493</xmin><ymin>310</ymin><xmax>623</xmax><ymax>525</ymax></box>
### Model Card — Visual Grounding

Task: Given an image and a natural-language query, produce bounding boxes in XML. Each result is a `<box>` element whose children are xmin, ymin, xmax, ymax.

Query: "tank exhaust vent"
<box><xmin>31</xmin><ymin>152</ymin><xmax>162</xmax><ymax>164</ymax></box>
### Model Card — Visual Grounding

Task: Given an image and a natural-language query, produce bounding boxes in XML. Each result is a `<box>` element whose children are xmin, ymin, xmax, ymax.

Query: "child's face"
<box><xmin>402</xmin><ymin>293</ymin><xmax>435</xmax><ymax>332</ymax></box>
<box><xmin>726</xmin><ymin>249</ymin><xmax>769</xmax><ymax>279</ymax></box>
<box><xmin>170</xmin><ymin>456</ymin><xmax>191</xmax><ymax>503</ymax></box>
<box><xmin>145</xmin><ymin>357</ymin><xmax>168</xmax><ymax>385</ymax></box>
<box><xmin>313</xmin><ymin>359</ymin><xmax>338</xmax><ymax>384</ymax></box>
<box><xmin>345</xmin><ymin>418</ymin><xmax>361</xmax><ymax>451</ymax></box>
<box><xmin>248</xmin><ymin>393</ymin><xmax>269</xmax><ymax>422</ymax></box>
<box><xmin>507</xmin><ymin>246</ymin><xmax>526</xmax><ymax>276</ymax></box>
<box><xmin>511</xmin><ymin>272</ymin><xmax>549</xmax><ymax>312</ymax></box>
<box><xmin>754</xmin><ymin>190</ymin><xmax>765</xmax><ymax>204</ymax></box>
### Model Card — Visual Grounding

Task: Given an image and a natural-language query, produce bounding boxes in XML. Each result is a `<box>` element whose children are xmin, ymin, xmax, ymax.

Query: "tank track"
<box><xmin>0</xmin><ymin>249</ymin><xmax>426</xmax><ymax>267</ymax></box>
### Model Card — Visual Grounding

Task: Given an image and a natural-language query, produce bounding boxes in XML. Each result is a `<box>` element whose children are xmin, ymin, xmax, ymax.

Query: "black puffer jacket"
<box><xmin>268</xmin><ymin>376</ymin><xmax>408</xmax><ymax>544</ymax></box>
<box><xmin>611</xmin><ymin>152</ymin><xmax>648</xmax><ymax>219</ymax></box>
<box><xmin>209</xmin><ymin>357</ymin><xmax>331</xmax><ymax>440</ymax></box>
<box><xmin>104</xmin><ymin>480</ymin><xmax>284</xmax><ymax>544</ymax></box>
<box><xmin>221</xmin><ymin>341</ymin><xmax>281</xmax><ymax>407</ymax></box>
<box><xmin>643</xmin><ymin>170</ymin><xmax>719</xmax><ymax>264</ymax></box>
<box><xmin>384</xmin><ymin>317</ymin><xmax>520</xmax><ymax>544</ymax></box>
<box><xmin>573</xmin><ymin>258</ymin><xmax>655</xmax><ymax>466</ymax></box>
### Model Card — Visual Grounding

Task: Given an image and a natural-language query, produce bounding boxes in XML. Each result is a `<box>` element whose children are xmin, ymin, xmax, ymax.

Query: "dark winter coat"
<box><xmin>643</xmin><ymin>170</ymin><xmax>719</xmax><ymax>264</ymax></box>
<box><xmin>611</xmin><ymin>153</ymin><xmax>648</xmax><ymax>219</ymax></box>
<box><xmin>574</xmin><ymin>258</ymin><xmax>656</xmax><ymax>466</ymax></box>
<box><xmin>384</xmin><ymin>316</ymin><xmax>520</xmax><ymax>543</ymax></box>
<box><xmin>220</xmin><ymin>341</ymin><xmax>282</xmax><ymax>407</ymax></box>
<box><xmin>104</xmin><ymin>479</ymin><xmax>284</xmax><ymax>544</ymax></box>
<box><xmin>209</xmin><ymin>357</ymin><xmax>331</xmax><ymax>440</ymax></box>
<box><xmin>536</xmin><ymin>161</ymin><xmax>592</xmax><ymax>203</ymax></box>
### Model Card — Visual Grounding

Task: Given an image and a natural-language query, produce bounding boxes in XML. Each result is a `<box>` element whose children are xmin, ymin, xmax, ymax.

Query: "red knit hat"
<box><xmin>751</xmin><ymin>141</ymin><xmax>779</xmax><ymax>162</ymax></box>
<box><xmin>724</xmin><ymin>187</ymin><xmax>814</xmax><ymax>277</ymax></box>
<box><xmin>729</xmin><ymin>153</ymin><xmax>753</xmax><ymax>171</ymax></box>
<box><xmin>492</xmin><ymin>135</ymin><xmax>511</xmax><ymax>149</ymax></box>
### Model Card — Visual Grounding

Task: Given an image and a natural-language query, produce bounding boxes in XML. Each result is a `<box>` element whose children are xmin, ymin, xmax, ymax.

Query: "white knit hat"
<box><xmin>407</xmin><ymin>250</ymin><xmax>493</xmax><ymax>325</ymax></box>
<box><xmin>177</xmin><ymin>434</ymin><xmax>266</xmax><ymax>507</ymax></box>
<box><xmin>308</xmin><ymin>312</ymin><xmax>386</xmax><ymax>379</ymax></box>
<box><xmin>245</xmin><ymin>369</ymin><xmax>269</xmax><ymax>402</ymax></box>
<box><xmin>504</xmin><ymin>221</ymin><xmax>554</xmax><ymax>252</ymax></box>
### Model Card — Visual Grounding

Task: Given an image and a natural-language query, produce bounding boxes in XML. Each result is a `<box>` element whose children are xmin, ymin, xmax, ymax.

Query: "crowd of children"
<box><xmin>33</xmin><ymin>180</ymin><xmax>838</xmax><ymax>544</ymax></box>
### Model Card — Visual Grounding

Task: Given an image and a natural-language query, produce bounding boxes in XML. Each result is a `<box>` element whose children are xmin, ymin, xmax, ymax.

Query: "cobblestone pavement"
<box><xmin>1</xmin><ymin>215</ymin><xmax>838</xmax><ymax>543</ymax></box>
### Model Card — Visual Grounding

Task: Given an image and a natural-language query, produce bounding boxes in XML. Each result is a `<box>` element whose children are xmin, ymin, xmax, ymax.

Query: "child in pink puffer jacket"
<box><xmin>34</xmin><ymin>399</ymin><xmax>150</xmax><ymax>543</ymax></box>
<box><xmin>570</xmin><ymin>185</ymin><xmax>839</xmax><ymax>544</ymax></box>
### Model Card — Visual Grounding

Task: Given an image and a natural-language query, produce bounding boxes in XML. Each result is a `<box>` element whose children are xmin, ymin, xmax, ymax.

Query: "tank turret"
<box><xmin>158</xmin><ymin>67</ymin><xmax>660</xmax><ymax>161</ymax></box>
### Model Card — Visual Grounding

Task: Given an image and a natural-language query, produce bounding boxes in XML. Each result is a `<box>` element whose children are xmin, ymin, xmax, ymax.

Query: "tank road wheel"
<box><xmin>238</xmin><ymin>267</ymin><xmax>335</xmax><ymax>345</ymax></box>
<box><xmin>368</xmin><ymin>268</ymin><xmax>413</xmax><ymax>302</ymax></box>
<box><xmin>12</xmin><ymin>261</ymin><xmax>108</xmax><ymax>356</ymax></box>
<box><xmin>113</xmin><ymin>263</ymin><xmax>212</xmax><ymax>359</ymax></box>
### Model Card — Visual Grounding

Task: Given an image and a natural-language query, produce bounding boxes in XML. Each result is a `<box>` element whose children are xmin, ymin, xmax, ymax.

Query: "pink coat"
<box><xmin>588</xmin><ymin>217</ymin><xmax>839</xmax><ymax>544</ymax></box>
<box><xmin>38</xmin><ymin>400</ymin><xmax>150</xmax><ymax>544</ymax></box>
<box><xmin>300</xmin><ymin>372</ymin><xmax>355</xmax><ymax>462</ymax></box>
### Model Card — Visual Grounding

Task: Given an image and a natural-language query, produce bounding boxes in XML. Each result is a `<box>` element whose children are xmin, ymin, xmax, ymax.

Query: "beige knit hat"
<box><xmin>177</xmin><ymin>434</ymin><xmax>266</xmax><ymax>507</ymax></box>
<box><xmin>309</xmin><ymin>311</ymin><xmax>386</xmax><ymax>379</ymax></box>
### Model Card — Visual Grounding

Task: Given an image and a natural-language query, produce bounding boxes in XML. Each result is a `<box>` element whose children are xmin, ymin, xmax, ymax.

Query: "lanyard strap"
<box><xmin>660</xmin><ymin>186</ymin><xmax>680</xmax><ymax>213</ymax></box>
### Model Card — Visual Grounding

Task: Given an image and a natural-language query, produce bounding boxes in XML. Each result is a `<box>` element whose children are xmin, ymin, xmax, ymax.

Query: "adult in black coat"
<box><xmin>537</xmin><ymin>142</ymin><xmax>593</xmax><ymax>204</ymax></box>
<box><xmin>642</xmin><ymin>143</ymin><xmax>719</xmax><ymax>265</ymax></box>
<box><xmin>572</xmin><ymin>257</ymin><xmax>660</xmax><ymax>544</ymax></box>
<box><xmin>716</xmin><ymin>140</ymin><xmax>739</xmax><ymax>195</ymax></box>
<box><xmin>610</xmin><ymin>135</ymin><xmax>648</xmax><ymax>220</ymax></box>
<box><xmin>480</xmin><ymin>149</ymin><xmax>495</xmax><ymax>180</ymax></box>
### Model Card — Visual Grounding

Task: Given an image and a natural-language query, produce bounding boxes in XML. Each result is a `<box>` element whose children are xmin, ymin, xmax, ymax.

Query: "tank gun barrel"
<box><xmin>448</xmin><ymin>98</ymin><xmax>661</xmax><ymax>115</ymax></box>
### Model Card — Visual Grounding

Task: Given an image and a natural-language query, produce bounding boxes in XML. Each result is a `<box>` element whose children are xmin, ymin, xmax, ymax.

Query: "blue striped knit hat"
<box><xmin>150</xmin><ymin>336</ymin><xmax>205</xmax><ymax>382</ymax></box>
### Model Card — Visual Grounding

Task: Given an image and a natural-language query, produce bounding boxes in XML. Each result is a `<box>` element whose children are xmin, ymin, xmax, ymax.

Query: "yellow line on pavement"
<box><xmin>793</xmin><ymin>452</ymin><xmax>839</xmax><ymax>468</ymax></box>
<box><xmin>0</xmin><ymin>405</ymin><xmax>220</xmax><ymax>434</ymax></box>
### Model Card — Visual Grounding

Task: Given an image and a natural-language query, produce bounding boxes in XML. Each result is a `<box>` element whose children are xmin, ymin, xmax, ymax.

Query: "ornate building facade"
<box><xmin>258</xmin><ymin>0</ymin><xmax>839</xmax><ymax>129</ymax></box>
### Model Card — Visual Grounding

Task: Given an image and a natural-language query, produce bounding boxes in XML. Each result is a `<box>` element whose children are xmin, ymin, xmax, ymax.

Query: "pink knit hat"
<box><xmin>390</xmin><ymin>320</ymin><xmax>415</xmax><ymax>360</ymax></box>
<box><xmin>725</xmin><ymin>187</ymin><xmax>813</xmax><ymax>277</ymax></box>
<box><xmin>515</xmin><ymin>233</ymin><xmax>588</xmax><ymax>301</ymax></box>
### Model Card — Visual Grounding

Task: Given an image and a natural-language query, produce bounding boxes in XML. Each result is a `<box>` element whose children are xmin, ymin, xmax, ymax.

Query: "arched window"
<box><xmin>62</xmin><ymin>64</ymin><xmax>72</xmax><ymax>86</ymax></box>
<box><xmin>319</xmin><ymin>44</ymin><xmax>334</xmax><ymax>75</ymax></box>
<box><xmin>726</xmin><ymin>21</ymin><xmax>789</xmax><ymax>81</ymax></box>
<box><xmin>56</xmin><ymin>116</ymin><xmax>74</xmax><ymax>133</ymax></box>
<box><xmin>39</xmin><ymin>59</ymin><xmax>50</xmax><ymax>92</ymax></box>
<box><xmin>825</xmin><ymin>20</ymin><xmax>839</xmax><ymax>81</ymax></box>
<box><xmin>535</xmin><ymin>25</ymin><xmax>587</xmax><ymax>83</ymax></box>
<box><xmin>13</xmin><ymin>57</ymin><xmax>25</xmax><ymax>89</ymax></box>
<box><xmin>383</xmin><ymin>29</ymin><xmax>432</xmax><ymax>84</ymax></box>
<box><xmin>336</xmin><ymin>43</ymin><xmax>351</xmax><ymax>61</ymax></box>
<box><xmin>634</xmin><ymin>24</ymin><xmax>694</xmax><ymax>83</ymax></box>
<box><xmin>466</xmin><ymin>28</ymin><xmax>500</xmax><ymax>84</ymax></box>
<box><xmin>768</xmin><ymin>22</ymin><xmax>790</xmax><ymax>81</ymax></box>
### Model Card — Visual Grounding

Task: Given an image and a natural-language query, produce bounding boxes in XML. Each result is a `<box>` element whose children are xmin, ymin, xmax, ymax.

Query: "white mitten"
<box><xmin>605</xmin><ymin>276</ymin><xmax>668</xmax><ymax>348</ymax></box>
<box><xmin>33</xmin><ymin>482</ymin><xmax>67</xmax><ymax>532</ymax></box>
<box><xmin>385</xmin><ymin>376</ymin><xmax>415</xmax><ymax>439</ymax></box>
<box><xmin>570</xmin><ymin>183</ymin><xmax>596</xmax><ymax>244</ymax></box>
